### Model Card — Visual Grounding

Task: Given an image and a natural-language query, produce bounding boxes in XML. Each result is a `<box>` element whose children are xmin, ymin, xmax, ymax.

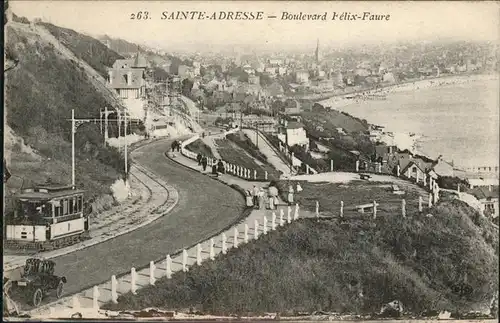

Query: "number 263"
<box><xmin>131</xmin><ymin>12</ymin><xmax>150</xmax><ymax>20</ymax></box>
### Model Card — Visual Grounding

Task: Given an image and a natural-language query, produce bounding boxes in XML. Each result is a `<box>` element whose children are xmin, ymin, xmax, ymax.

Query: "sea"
<box><xmin>318</xmin><ymin>77</ymin><xmax>500</xmax><ymax>170</ymax></box>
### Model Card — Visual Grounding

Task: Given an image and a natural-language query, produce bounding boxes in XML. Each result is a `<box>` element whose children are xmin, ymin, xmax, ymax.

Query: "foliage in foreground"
<box><xmin>104</xmin><ymin>200</ymin><xmax>498</xmax><ymax>316</ymax></box>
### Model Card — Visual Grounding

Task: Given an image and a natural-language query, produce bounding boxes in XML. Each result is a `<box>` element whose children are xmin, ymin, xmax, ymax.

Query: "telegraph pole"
<box><xmin>71</xmin><ymin>109</ymin><xmax>76</xmax><ymax>189</ymax></box>
<box><xmin>104</xmin><ymin>106</ymin><xmax>109</xmax><ymax>144</ymax></box>
<box><xmin>124</xmin><ymin>110</ymin><xmax>128</xmax><ymax>176</ymax></box>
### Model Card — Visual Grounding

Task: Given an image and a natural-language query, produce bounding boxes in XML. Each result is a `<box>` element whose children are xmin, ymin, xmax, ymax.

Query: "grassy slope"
<box><xmin>39</xmin><ymin>22</ymin><xmax>124</xmax><ymax>78</ymax></box>
<box><xmin>215</xmin><ymin>138</ymin><xmax>280</xmax><ymax>180</ymax></box>
<box><xmin>185</xmin><ymin>139</ymin><xmax>216</xmax><ymax>159</ymax></box>
<box><xmin>104</xmin><ymin>199</ymin><xmax>498</xmax><ymax>316</ymax></box>
<box><xmin>5</xmin><ymin>25</ymin><xmax>127</xmax><ymax>212</ymax></box>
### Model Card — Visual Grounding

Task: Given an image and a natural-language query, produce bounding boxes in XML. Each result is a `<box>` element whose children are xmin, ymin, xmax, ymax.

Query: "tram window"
<box><xmin>63</xmin><ymin>199</ymin><xmax>68</xmax><ymax>215</ymax></box>
<box><xmin>69</xmin><ymin>198</ymin><xmax>74</xmax><ymax>214</ymax></box>
<box><xmin>55</xmin><ymin>204</ymin><xmax>61</xmax><ymax>217</ymax></box>
<box><xmin>77</xmin><ymin>196</ymin><xmax>82</xmax><ymax>212</ymax></box>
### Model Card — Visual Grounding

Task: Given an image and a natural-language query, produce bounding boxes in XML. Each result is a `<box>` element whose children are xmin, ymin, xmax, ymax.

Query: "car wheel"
<box><xmin>32</xmin><ymin>288</ymin><xmax>43</xmax><ymax>307</ymax></box>
<box><xmin>56</xmin><ymin>281</ymin><xmax>64</xmax><ymax>298</ymax></box>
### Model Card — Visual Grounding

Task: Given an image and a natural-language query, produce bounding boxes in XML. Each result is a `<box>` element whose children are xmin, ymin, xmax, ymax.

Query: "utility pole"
<box><xmin>71</xmin><ymin>109</ymin><xmax>76</xmax><ymax>189</ymax></box>
<box><xmin>104</xmin><ymin>106</ymin><xmax>109</xmax><ymax>144</ymax></box>
<box><xmin>124</xmin><ymin>110</ymin><xmax>128</xmax><ymax>177</ymax></box>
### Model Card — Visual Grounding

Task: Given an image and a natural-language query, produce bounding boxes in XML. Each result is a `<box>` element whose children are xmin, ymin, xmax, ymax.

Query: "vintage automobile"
<box><xmin>11</xmin><ymin>258</ymin><xmax>67</xmax><ymax>307</ymax></box>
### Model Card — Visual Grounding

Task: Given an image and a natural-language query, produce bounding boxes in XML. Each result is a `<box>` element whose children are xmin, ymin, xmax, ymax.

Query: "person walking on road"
<box><xmin>252</xmin><ymin>185</ymin><xmax>260</xmax><ymax>208</ymax></box>
<box><xmin>176</xmin><ymin>140</ymin><xmax>182</xmax><ymax>152</ymax></box>
<box><xmin>245</xmin><ymin>190</ymin><xmax>254</xmax><ymax>207</ymax></box>
<box><xmin>197</xmin><ymin>153</ymin><xmax>202</xmax><ymax>165</ymax></box>
<box><xmin>217</xmin><ymin>159</ymin><xmax>225</xmax><ymax>174</ymax></box>
<box><xmin>171</xmin><ymin>141</ymin><xmax>177</xmax><ymax>152</ymax></box>
<box><xmin>287</xmin><ymin>184</ymin><xmax>294</xmax><ymax>205</ymax></box>
<box><xmin>201</xmin><ymin>155</ymin><xmax>208</xmax><ymax>171</ymax></box>
<box><xmin>268</xmin><ymin>185</ymin><xmax>278</xmax><ymax>210</ymax></box>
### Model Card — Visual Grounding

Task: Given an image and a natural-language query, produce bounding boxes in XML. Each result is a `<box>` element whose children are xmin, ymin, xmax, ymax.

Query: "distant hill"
<box><xmin>99</xmin><ymin>34</ymin><xmax>146</xmax><ymax>56</ymax></box>
<box><xmin>98</xmin><ymin>35</ymin><xmax>193</xmax><ymax>74</ymax></box>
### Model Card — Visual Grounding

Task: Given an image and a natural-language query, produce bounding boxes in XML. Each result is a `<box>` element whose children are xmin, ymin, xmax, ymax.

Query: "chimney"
<box><xmin>108</xmin><ymin>70</ymin><xmax>113</xmax><ymax>84</ymax></box>
<box><xmin>127</xmin><ymin>71</ymin><xmax>132</xmax><ymax>86</ymax></box>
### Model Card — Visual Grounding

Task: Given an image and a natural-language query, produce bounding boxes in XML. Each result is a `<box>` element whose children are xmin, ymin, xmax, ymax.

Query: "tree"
<box><xmin>181</xmin><ymin>78</ymin><xmax>194</xmax><ymax>97</ymax></box>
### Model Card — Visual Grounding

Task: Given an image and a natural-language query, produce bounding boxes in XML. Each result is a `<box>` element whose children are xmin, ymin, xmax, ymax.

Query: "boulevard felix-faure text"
<box><xmin>130</xmin><ymin>11</ymin><xmax>391</xmax><ymax>21</ymax></box>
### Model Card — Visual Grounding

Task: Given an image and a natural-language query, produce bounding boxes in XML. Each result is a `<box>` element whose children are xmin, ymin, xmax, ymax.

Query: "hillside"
<box><xmin>105</xmin><ymin>199</ymin><xmax>498</xmax><ymax>317</ymax></box>
<box><xmin>4</xmin><ymin>22</ymin><xmax>129</xmax><ymax>213</ymax></box>
<box><xmin>39</xmin><ymin>22</ymin><xmax>124</xmax><ymax>78</ymax></box>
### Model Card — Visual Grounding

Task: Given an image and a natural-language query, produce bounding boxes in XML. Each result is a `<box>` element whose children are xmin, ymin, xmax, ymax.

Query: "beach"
<box><xmin>318</xmin><ymin>74</ymin><xmax>500</xmax><ymax>170</ymax></box>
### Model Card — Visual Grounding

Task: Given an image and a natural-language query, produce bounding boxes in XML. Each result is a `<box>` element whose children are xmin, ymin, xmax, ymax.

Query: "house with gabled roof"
<box><xmin>469</xmin><ymin>185</ymin><xmax>499</xmax><ymax>218</ymax></box>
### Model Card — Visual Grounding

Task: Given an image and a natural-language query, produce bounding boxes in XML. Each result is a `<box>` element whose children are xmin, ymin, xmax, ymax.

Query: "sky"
<box><xmin>9</xmin><ymin>1</ymin><xmax>500</xmax><ymax>51</ymax></box>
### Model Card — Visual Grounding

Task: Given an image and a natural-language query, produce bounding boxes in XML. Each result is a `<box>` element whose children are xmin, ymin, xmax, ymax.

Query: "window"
<box><xmin>63</xmin><ymin>199</ymin><xmax>68</xmax><ymax>215</ymax></box>
<box><xmin>69</xmin><ymin>198</ymin><xmax>74</xmax><ymax>214</ymax></box>
<box><xmin>77</xmin><ymin>196</ymin><xmax>83</xmax><ymax>212</ymax></box>
<box><xmin>55</xmin><ymin>201</ymin><xmax>61</xmax><ymax>217</ymax></box>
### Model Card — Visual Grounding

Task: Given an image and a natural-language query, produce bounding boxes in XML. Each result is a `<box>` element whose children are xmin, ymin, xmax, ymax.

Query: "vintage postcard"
<box><xmin>3</xmin><ymin>0</ymin><xmax>499</xmax><ymax>321</ymax></box>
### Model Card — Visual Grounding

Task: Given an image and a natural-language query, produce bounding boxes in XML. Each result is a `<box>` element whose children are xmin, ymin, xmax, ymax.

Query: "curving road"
<box><xmin>19</xmin><ymin>138</ymin><xmax>246</xmax><ymax>298</ymax></box>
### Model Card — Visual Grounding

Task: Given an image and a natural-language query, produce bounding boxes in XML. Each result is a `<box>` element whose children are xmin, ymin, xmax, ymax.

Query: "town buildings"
<box><xmin>277</xmin><ymin>119</ymin><xmax>309</xmax><ymax>149</ymax></box>
<box><xmin>108</xmin><ymin>51</ymin><xmax>148</xmax><ymax>120</ymax></box>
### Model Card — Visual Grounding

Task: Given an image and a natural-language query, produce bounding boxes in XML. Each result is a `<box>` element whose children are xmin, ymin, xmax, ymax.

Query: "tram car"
<box><xmin>4</xmin><ymin>185</ymin><xmax>90</xmax><ymax>251</ymax></box>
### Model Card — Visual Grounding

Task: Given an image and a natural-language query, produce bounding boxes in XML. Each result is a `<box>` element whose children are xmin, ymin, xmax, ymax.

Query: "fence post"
<box><xmin>182</xmin><ymin>249</ymin><xmax>188</xmax><ymax>272</ymax></box>
<box><xmin>263</xmin><ymin>216</ymin><xmax>268</xmax><ymax>235</ymax></box>
<box><xmin>166</xmin><ymin>255</ymin><xmax>172</xmax><ymax>279</ymax></box>
<box><xmin>272</xmin><ymin>212</ymin><xmax>277</xmax><ymax>230</ymax></box>
<box><xmin>306</xmin><ymin>164</ymin><xmax>310</xmax><ymax>174</ymax></box>
<box><xmin>265</xmin><ymin>171</ymin><xmax>268</xmax><ymax>180</ymax></box>
<box><xmin>401</xmin><ymin>199</ymin><xmax>406</xmax><ymax>218</ymax></box>
<box><xmin>233</xmin><ymin>227</ymin><xmax>239</xmax><ymax>248</ymax></box>
<box><xmin>111</xmin><ymin>275</ymin><xmax>118</xmax><ymax>304</ymax></box>
<box><xmin>287</xmin><ymin>206</ymin><xmax>292</xmax><ymax>223</ymax></box>
<box><xmin>340</xmin><ymin>201</ymin><xmax>344</xmax><ymax>218</ymax></box>
<box><xmin>419</xmin><ymin>196</ymin><xmax>423</xmax><ymax>212</ymax></box>
<box><xmin>131</xmin><ymin>267</ymin><xmax>137</xmax><ymax>294</ymax></box>
<box><xmin>254</xmin><ymin>169</ymin><xmax>257</xmax><ymax>180</ymax></box>
<box><xmin>294</xmin><ymin>203</ymin><xmax>300</xmax><ymax>220</ymax></box>
<box><xmin>378</xmin><ymin>163</ymin><xmax>382</xmax><ymax>173</ymax></box>
<box><xmin>373</xmin><ymin>200</ymin><xmax>377</xmax><ymax>219</ymax></box>
<box><xmin>209</xmin><ymin>238</ymin><xmax>215</xmax><ymax>260</ymax></box>
<box><xmin>330</xmin><ymin>160</ymin><xmax>333</xmax><ymax>172</ymax></box>
<box><xmin>244</xmin><ymin>224</ymin><xmax>249</xmax><ymax>243</ymax></box>
<box><xmin>315</xmin><ymin>201</ymin><xmax>319</xmax><ymax>218</ymax></box>
<box><xmin>196</xmin><ymin>243</ymin><xmax>202</xmax><ymax>266</ymax></box>
<box><xmin>280</xmin><ymin>209</ymin><xmax>285</xmax><ymax>226</ymax></box>
<box><xmin>254</xmin><ymin>219</ymin><xmax>259</xmax><ymax>240</ymax></box>
<box><xmin>222</xmin><ymin>233</ymin><xmax>227</xmax><ymax>254</ymax></box>
<box><xmin>92</xmin><ymin>286</ymin><xmax>100</xmax><ymax>310</ymax></box>
<box><xmin>355</xmin><ymin>160</ymin><xmax>360</xmax><ymax>172</ymax></box>
<box><xmin>396</xmin><ymin>164</ymin><xmax>400</xmax><ymax>177</ymax></box>
<box><xmin>428</xmin><ymin>192</ymin><xmax>432</xmax><ymax>207</ymax></box>
<box><xmin>149</xmin><ymin>261</ymin><xmax>156</xmax><ymax>285</ymax></box>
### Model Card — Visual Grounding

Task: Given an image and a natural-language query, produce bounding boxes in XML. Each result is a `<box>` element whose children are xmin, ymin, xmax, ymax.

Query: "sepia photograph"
<box><xmin>3</xmin><ymin>0</ymin><xmax>499</xmax><ymax>321</ymax></box>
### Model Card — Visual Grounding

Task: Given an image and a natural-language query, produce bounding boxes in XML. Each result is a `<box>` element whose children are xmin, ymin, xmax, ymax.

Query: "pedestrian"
<box><xmin>268</xmin><ymin>185</ymin><xmax>278</xmax><ymax>210</ymax></box>
<box><xmin>258</xmin><ymin>188</ymin><xmax>265</xmax><ymax>210</ymax></box>
<box><xmin>217</xmin><ymin>159</ymin><xmax>225</xmax><ymax>174</ymax></box>
<box><xmin>201</xmin><ymin>155</ymin><xmax>208</xmax><ymax>171</ymax></box>
<box><xmin>212</xmin><ymin>163</ymin><xmax>218</xmax><ymax>176</ymax></box>
<box><xmin>287</xmin><ymin>184</ymin><xmax>294</xmax><ymax>205</ymax></box>
<box><xmin>177</xmin><ymin>140</ymin><xmax>181</xmax><ymax>152</ymax></box>
<box><xmin>245</xmin><ymin>190</ymin><xmax>254</xmax><ymax>208</ymax></box>
<box><xmin>171</xmin><ymin>141</ymin><xmax>176</xmax><ymax>152</ymax></box>
<box><xmin>197</xmin><ymin>153</ymin><xmax>202</xmax><ymax>165</ymax></box>
<box><xmin>252</xmin><ymin>185</ymin><xmax>259</xmax><ymax>208</ymax></box>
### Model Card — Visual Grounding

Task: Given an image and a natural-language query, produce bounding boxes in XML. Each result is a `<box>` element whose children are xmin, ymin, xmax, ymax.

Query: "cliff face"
<box><xmin>4</xmin><ymin>22</ymin><xmax>126</xmax><ymax>209</ymax></box>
